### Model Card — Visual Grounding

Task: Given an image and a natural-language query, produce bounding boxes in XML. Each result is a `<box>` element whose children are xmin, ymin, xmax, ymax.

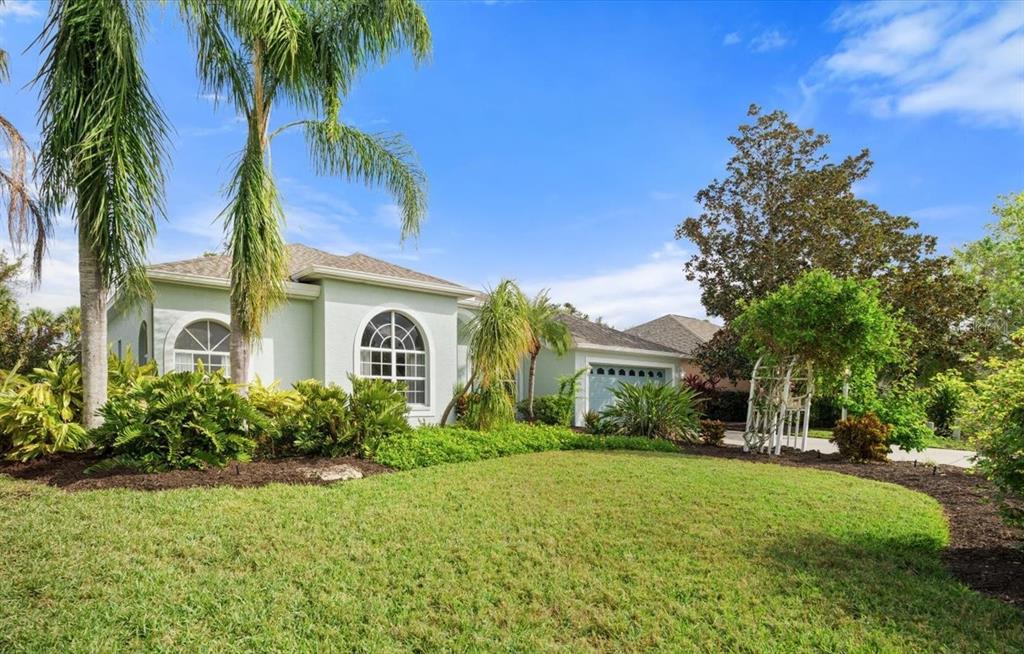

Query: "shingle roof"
<box><xmin>556</xmin><ymin>313</ymin><xmax>681</xmax><ymax>355</ymax></box>
<box><xmin>624</xmin><ymin>314</ymin><xmax>722</xmax><ymax>357</ymax></box>
<box><xmin>149</xmin><ymin>243</ymin><xmax>467</xmax><ymax>289</ymax></box>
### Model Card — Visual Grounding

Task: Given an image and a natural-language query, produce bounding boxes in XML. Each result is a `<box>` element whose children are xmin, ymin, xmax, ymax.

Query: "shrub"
<box><xmin>369</xmin><ymin>422</ymin><xmax>678</xmax><ymax>470</ymax></box>
<box><xmin>458</xmin><ymin>382</ymin><xmax>515</xmax><ymax>431</ymax></box>
<box><xmin>349</xmin><ymin>375</ymin><xmax>410</xmax><ymax>454</ymax></box>
<box><xmin>518</xmin><ymin>369</ymin><xmax>583</xmax><ymax>427</ymax></box>
<box><xmin>699</xmin><ymin>419</ymin><xmax>726</xmax><ymax>446</ymax></box>
<box><xmin>808</xmin><ymin>395</ymin><xmax>842</xmax><ymax>429</ymax></box>
<box><xmin>600</xmin><ymin>383</ymin><xmax>701</xmax><ymax>442</ymax></box>
<box><xmin>974</xmin><ymin>409</ymin><xmax>1024</xmax><ymax>528</ymax></box>
<box><xmin>289</xmin><ymin>380</ymin><xmax>352</xmax><ymax>457</ymax></box>
<box><xmin>830</xmin><ymin>412</ymin><xmax>891</xmax><ymax>462</ymax></box>
<box><xmin>701</xmin><ymin>390</ymin><xmax>748</xmax><ymax>423</ymax></box>
<box><xmin>873</xmin><ymin>380</ymin><xmax>931</xmax><ymax>452</ymax></box>
<box><xmin>247</xmin><ymin>379</ymin><xmax>303</xmax><ymax>458</ymax></box>
<box><xmin>925</xmin><ymin>370</ymin><xmax>969</xmax><ymax>437</ymax></box>
<box><xmin>583</xmin><ymin>409</ymin><xmax>613</xmax><ymax>434</ymax></box>
<box><xmin>91</xmin><ymin>370</ymin><xmax>263</xmax><ymax>471</ymax></box>
<box><xmin>0</xmin><ymin>356</ymin><xmax>87</xmax><ymax>461</ymax></box>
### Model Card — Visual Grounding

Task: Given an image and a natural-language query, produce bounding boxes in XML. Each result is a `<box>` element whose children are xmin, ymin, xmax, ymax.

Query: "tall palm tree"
<box><xmin>0</xmin><ymin>40</ymin><xmax>49</xmax><ymax>280</ymax></box>
<box><xmin>35</xmin><ymin>0</ymin><xmax>169</xmax><ymax>428</ymax></box>
<box><xmin>524</xmin><ymin>290</ymin><xmax>571</xmax><ymax>420</ymax></box>
<box><xmin>180</xmin><ymin>0</ymin><xmax>431</xmax><ymax>386</ymax></box>
<box><xmin>439</xmin><ymin>280</ymin><xmax>533</xmax><ymax>427</ymax></box>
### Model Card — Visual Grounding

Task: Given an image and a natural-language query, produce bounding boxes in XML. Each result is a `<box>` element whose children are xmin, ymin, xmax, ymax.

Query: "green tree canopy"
<box><xmin>733</xmin><ymin>269</ymin><xmax>904</xmax><ymax>382</ymax></box>
<box><xmin>677</xmin><ymin>105</ymin><xmax>979</xmax><ymax>377</ymax></box>
<box><xmin>956</xmin><ymin>192</ymin><xmax>1024</xmax><ymax>359</ymax></box>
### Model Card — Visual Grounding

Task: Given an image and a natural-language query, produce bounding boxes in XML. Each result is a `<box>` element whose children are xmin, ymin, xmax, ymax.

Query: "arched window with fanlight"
<box><xmin>360</xmin><ymin>311</ymin><xmax>427</xmax><ymax>405</ymax></box>
<box><xmin>174</xmin><ymin>320</ymin><xmax>230</xmax><ymax>373</ymax></box>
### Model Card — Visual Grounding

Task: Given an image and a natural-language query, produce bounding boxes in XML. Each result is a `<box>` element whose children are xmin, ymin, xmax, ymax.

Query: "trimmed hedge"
<box><xmin>701</xmin><ymin>390</ymin><xmax>748</xmax><ymax>423</ymax></box>
<box><xmin>369</xmin><ymin>423</ymin><xmax>680</xmax><ymax>471</ymax></box>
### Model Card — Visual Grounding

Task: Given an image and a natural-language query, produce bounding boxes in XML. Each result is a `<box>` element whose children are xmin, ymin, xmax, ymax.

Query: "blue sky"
<box><xmin>1</xmin><ymin>0</ymin><xmax>1022</xmax><ymax>327</ymax></box>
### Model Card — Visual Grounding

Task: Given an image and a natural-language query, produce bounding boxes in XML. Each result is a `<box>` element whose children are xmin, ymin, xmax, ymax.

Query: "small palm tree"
<box><xmin>440</xmin><ymin>280</ymin><xmax>533</xmax><ymax>426</ymax></box>
<box><xmin>524</xmin><ymin>290</ymin><xmax>571</xmax><ymax>420</ymax></box>
<box><xmin>35</xmin><ymin>0</ymin><xmax>169</xmax><ymax>428</ymax></box>
<box><xmin>0</xmin><ymin>43</ymin><xmax>49</xmax><ymax>280</ymax></box>
<box><xmin>180</xmin><ymin>0</ymin><xmax>431</xmax><ymax>386</ymax></box>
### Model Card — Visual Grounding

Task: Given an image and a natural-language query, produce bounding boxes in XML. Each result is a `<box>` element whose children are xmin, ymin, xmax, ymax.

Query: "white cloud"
<box><xmin>723</xmin><ymin>32</ymin><xmax>742</xmax><ymax>46</ymax></box>
<box><xmin>0</xmin><ymin>1</ymin><xmax>41</xmax><ymax>20</ymax></box>
<box><xmin>15</xmin><ymin>233</ymin><xmax>80</xmax><ymax>312</ymax></box>
<box><xmin>521</xmin><ymin>242</ymin><xmax>706</xmax><ymax>329</ymax></box>
<box><xmin>821</xmin><ymin>1</ymin><xmax>1024</xmax><ymax>127</ymax></box>
<box><xmin>750</xmin><ymin>29</ymin><xmax>790</xmax><ymax>52</ymax></box>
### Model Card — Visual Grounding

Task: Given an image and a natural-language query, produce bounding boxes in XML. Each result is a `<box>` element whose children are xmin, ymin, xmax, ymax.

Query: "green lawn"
<box><xmin>808</xmin><ymin>428</ymin><xmax>977</xmax><ymax>451</ymax></box>
<box><xmin>2</xmin><ymin>451</ymin><xmax>1020</xmax><ymax>653</ymax></box>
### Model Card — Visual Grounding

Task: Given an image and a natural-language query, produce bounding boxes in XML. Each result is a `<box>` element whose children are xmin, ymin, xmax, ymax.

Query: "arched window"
<box><xmin>174</xmin><ymin>320</ymin><xmax>229</xmax><ymax>373</ymax></box>
<box><xmin>360</xmin><ymin>311</ymin><xmax>427</xmax><ymax>405</ymax></box>
<box><xmin>138</xmin><ymin>321</ymin><xmax>149</xmax><ymax>364</ymax></box>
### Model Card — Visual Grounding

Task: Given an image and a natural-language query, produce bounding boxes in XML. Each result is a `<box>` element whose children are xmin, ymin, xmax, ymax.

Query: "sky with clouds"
<box><xmin>0</xmin><ymin>0</ymin><xmax>1021</xmax><ymax>328</ymax></box>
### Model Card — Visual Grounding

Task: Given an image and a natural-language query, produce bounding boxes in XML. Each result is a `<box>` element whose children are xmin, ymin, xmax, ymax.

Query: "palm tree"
<box><xmin>439</xmin><ymin>280</ymin><xmax>533</xmax><ymax>427</ymax></box>
<box><xmin>35</xmin><ymin>0</ymin><xmax>169</xmax><ymax>428</ymax></box>
<box><xmin>0</xmin><ymin>42</ymin><xmax>49</xmax><ymax>280</ymax></box>
<box><xmin>180</xmin><ymin>0</ymin><xmax>431</xmax><ymax>386</ymax></box>
<box><xmin>524</xmin><ymin>290</ymin><xmax>571</xmax><ymax>420</ymax></box>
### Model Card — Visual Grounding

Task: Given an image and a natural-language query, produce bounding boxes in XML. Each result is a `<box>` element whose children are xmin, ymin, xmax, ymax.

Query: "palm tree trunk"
<box><xmin>229</xmin><ymin>309</ymin><xmax>250</xmax><ymax>387</ymax></box>
<box><xmin>78</xmin><ymin>226</ymin><xmax>107</xmax><ymax>429</ymax></box>
<box><xmin>440</xmin><ymin>368</ymin><xmax>477</xmax><ymax>426</ymax></box>
<box><xmin>527</xmin><ymin>350</ymin><xmax>539</xmax><ymax>421</ymax></box>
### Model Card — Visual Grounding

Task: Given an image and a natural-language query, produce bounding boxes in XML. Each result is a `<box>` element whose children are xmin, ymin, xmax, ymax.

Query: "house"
<box><xmin>107</xmin><ymin>243</ymin><xmax>683</xmax><ymax>425</ymax></box>
<box><xmin>625</xmin><ymin>314</ymin><xmax>749</xmax><ymax>390</ymax></box>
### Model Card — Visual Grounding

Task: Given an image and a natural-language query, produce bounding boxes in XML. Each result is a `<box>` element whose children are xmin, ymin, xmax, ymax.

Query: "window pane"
<box><xmin>209</xmin><ymin>323</ymin><xmax>230</xmax><ymax>352</ymax></box>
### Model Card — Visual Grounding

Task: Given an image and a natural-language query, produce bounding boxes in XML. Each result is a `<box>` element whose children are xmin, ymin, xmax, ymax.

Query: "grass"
<box><xmin>2</xmin><ymin>451</ymin><xmax>1021</xmax><ymax>653</ymax></box>
<box><xmin>808</xmin><ymin>428</ymin><xmax>976</xmax><ymax>451</ymax></box>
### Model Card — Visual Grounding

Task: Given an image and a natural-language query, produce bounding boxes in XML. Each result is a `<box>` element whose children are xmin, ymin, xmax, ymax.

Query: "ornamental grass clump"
<box><xmin>600</xmin><ymin>383</ymin><xmax>701</xmax><ymax>443</ymax></box>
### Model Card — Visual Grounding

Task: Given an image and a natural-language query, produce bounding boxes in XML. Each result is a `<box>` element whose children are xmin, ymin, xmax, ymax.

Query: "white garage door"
<box><xmin>588</xmin><ymin>365</ymin><xmax>668</xmax><ymax>413</ymax></box>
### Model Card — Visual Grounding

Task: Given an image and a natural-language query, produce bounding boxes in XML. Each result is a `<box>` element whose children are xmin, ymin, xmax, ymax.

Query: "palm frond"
<box><xmin>34</xmin><ymin>0</ymin><xmax>169</xmax><ymax>302</ymax></box>
<box><xmin>305</xmin><ymin>121</ymin><xmax>426</xmax><ymax>239</ymax></box>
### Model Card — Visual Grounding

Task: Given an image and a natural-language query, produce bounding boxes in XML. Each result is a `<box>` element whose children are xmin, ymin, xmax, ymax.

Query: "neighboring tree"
<box><xmin>35</xmin><ymin>0</ymin><xmax>169</xmax><ymax>429</ymax></box>
<box><xmin>439</xmin><ymin>280</ymin><xmax>533</xmax><ymax>428</ymax></box>
<box><xmin>180</xmin><ymin>0</ymin><xmax>431</xmax><ymax>386</ymax></box>
<box><xmin>691</xmin><ymin>328</ymin><xmax>754</xmax><ymax>386</ymax></box>
<box><xmin>560</xmin><ymin>302</ymin><xmax>605</xmax><ymax>325</ymax></box>
<box><xmin>677</xmin><ymin>105</ymin><xmax>979</xmax><ymax>378</ymax></box>
<box><xmin>0</xmin><ymin>254</ymin><xmax>78</xmax><ymax>371</ymax></box>
<box><xmin>956</xmin><ymin>192</ymin><xmax>1024</xmax><ymax>359</ymax></box>
<box><xmin>0</xmin><ymin>43</ymin><xmax>49</xmax><ymax>280</ymax></box>
<box><xmin>524</xmin><ymin>291</ymin><xmax>571</xmax><ymax>420</ymax></box>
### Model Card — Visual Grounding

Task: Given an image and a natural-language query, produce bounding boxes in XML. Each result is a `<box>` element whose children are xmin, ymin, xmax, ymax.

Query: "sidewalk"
<box><xmin>723</xmin><ymin>431</ymin><xmax>977</xmax><ymax>468</ymax></box>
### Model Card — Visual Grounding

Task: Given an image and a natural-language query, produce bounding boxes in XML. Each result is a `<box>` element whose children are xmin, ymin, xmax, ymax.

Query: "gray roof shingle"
<box><xmin>624</xmin><ymin>314</ymin><xmax>722</xmax><ymax>357</ymax></box>
<box><xmin>557</xmin><ymin>313</ymin><xmax>681</xmax><ymax>355</ymax></box>
<box><xmin>149</xmin><ymin>243</ymin><xmax>467</xmax><ymax>289</ymax></box>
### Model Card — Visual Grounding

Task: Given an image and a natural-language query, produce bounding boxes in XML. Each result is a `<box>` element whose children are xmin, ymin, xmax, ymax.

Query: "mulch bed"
<box><xmin>676</xmin><ymin>443</ymin><xmax>1024</xmax><ymax>608</ymax></box>
<box><xmin>0</xmin><ymin>454</ymin><xmax>392</xmax><ymax>492</ymax></box>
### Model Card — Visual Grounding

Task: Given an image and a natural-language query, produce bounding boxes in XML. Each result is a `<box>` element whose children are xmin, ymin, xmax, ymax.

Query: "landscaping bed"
<box><xmin>0</xmin><ymin>454</ymin><xmax>391</xmax><ymax>492</ymax></box>
<box><xmin>678</xmin><ymin>442</ymin><xmax>1024</xmax><ymax>607</ymax></box>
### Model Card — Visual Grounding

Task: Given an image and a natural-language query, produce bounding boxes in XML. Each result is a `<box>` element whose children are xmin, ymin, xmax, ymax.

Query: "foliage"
<box><xmin>348</xmin><ymin>375</ymin><xmax>411</xmax><ymax>455</ymax></box>
<box><xmin>973</xmin><ymin>409</ymin><xmax>1024</xmax><ymax>529</ymax></box>
<box><xmin>179</xmin><ymin>0</ymin><xmax>430</xmax><ymax>382</ymax></box>
<box><xmin>830</xmin><ymin>412</ymin><xmax>891</xmax><ymax>462</ymax></box>
<box><xmin>0</xmin><ymin>355</ymin><xmax>86</xmax><ymax>461</ymax></box>
<box><xmin>523</xmin><ymin>290</ymin><xmax>572</xmax><ymax>420</ymax></box>
<box><xmin>369</xmin><ymin>422</ymin><xmax>678</xmax><ymax>471</ymax></box>
<box><xmin>925</xmin><ymin>370</ymin><xmax>969</xmax><ymax>437</ymax></box>
<box><xmin>692</xmin><ymin>327</ymin><xmax>755</xmax><ymax>384</ymax></box>
<box><xmin>288</xmin><ymin>380</ymin><xmax>351</xmax><ymax>457</ymax></box>
<box><xmin>91</xmin><ymin>369</ymin><xmax>262</xmax><ymax>471</ymax></box>
<box><xmin>519</xmin><ymin>368</ymin><xmax>585</xmax><ymax>427</ymax></box>
<box><xmin>247</xmin><ymin>378</ymin><xmax>303</xmax><ymax>458</ymax></box>
<box><xmin>583</xmin><ymin>409</ymin><xmax>610</xmax><ymax>434</ymax></box>
<box><xmin>955</xmin><ymin>192</ymin><xmax>1024</xmax><ymax>359</ymax></box>
<box><xmin>843</xmin><ymin>374</ymin><xmax>931</xmax><ymax>453</ymax></box>
<box><xmin>676</xmin><ymin>105</ymin><xmax>979</xmax><ymax>375</ymax></box>
<box><xmin>961</xmin><ymin>329</ymin><xmax>1024</xmax><ymax>443</ymax></box>
<box><xmin>701</xmin><ymin>389</ymin><xmax>749</xmax><ymax>423</ymax></box>
<box><xmin>0</xmin><ymin>254</ymin><xmax>79</xmax><ymax>371</ymax></box>
<box><xmin>682</xmin><ymin>372</ymin><xmax>718</xmax><ymax>395</ymax></box>
<box><xmin>699</xmin><ymin>419</ymin><xmax>726</xmax><ymax>446</ymax></box>
<box><xmin>733</xmin><ymin>269</ymin><xmax>904</xmax><ymax>380</ymax></box>
<box><xmin>444</xmin><ymin>279</ymin><xmax>533</xmax><ymax>428</ymax></box>
<box><xmin>600</xmin><ymin>383</ymin><xmax>701</xmax><ymax>443</ymax></box>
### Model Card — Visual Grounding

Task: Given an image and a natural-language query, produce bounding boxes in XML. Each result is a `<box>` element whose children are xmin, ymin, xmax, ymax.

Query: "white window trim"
<box><xmin>353</xmin><ymin>305</ymin><xmax>436</xmax><ymax>417</ymax></box>
<box><xmin>162</xmin><ymin>311</ymin><xmax>232</xmax><ymax>376</ymax></box>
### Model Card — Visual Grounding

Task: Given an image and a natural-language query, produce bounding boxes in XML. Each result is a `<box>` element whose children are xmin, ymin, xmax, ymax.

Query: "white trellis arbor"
<box><xmin>743</xmin><ymin>356</ymin><xmax>815</xmax><ymax>455</ymax></box>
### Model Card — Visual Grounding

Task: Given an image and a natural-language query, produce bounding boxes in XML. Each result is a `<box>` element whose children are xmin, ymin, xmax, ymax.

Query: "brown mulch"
<box><xmin>676</xmin><ymin>442</ymin><xmax>1024</xmax><ymax>608</ymax></box>
<box><xmin>0</xmin><ymin>454</ymin><xmax>392</xmax><ymax>492</ymax></box>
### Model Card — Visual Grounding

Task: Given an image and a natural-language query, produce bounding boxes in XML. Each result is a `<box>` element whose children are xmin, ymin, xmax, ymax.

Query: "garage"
<box><xmin>587</xmin><ymin>365</ymin><xmax>669</xmax><ymax>413</ymax></box>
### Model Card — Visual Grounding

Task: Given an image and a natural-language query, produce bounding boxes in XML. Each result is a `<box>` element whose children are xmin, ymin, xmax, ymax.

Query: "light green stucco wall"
<box><xmin>107</xmin><ymin>301</ymin><xmax>152</xmax><ymax>363</ymax></box>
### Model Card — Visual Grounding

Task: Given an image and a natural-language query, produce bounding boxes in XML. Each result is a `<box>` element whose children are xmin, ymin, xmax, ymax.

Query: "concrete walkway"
<box><xmin>723</xmin><ymin>430</ymin><xmax>977</xmax><ymax>468</ymax></box>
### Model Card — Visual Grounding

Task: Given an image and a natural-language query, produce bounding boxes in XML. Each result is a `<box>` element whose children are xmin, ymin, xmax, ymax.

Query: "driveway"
<box><xmin>723</xmin><ymin>431</ymin><xmax>977</xmax><ymax>468</ymax></box>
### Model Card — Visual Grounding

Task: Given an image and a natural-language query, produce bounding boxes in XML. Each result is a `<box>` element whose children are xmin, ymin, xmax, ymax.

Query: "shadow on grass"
<box><xmin>759</xmin><ymin>530</ymin><xmax>1024</xmax><ymax>652</ymax></box>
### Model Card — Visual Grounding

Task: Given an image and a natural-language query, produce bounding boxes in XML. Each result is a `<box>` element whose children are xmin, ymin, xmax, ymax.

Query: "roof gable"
<box><xmin>625</xmin><ymin>314</ymin><xmax>721</xmax><ymax>357</ymax></box>
<box><xmin>557</xmin><ymin>313</ymin><xmax>680</xmax><ymax>355</ymax></box>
